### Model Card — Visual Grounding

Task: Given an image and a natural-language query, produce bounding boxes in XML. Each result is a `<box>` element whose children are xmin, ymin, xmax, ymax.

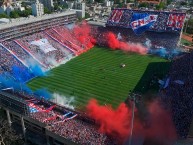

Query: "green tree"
<box><xmin>20</xmin><ymin>8</ymin><xmax>32</xmax><ymax>17</ymax></box>
<box><xmin>180</xmin><ymin>1</ymin><xmax>187</xmax><ymax>6</ymax></box>
<box><xmin>95</xmin><ymin>0</ymin><xmax>105</xmax><ymax>3</ymax></box>
<box><xmin>61</xmin><ymin>3</ymin><xmax>68</xmax><ymax>9</ymax></box>
<box><xmin>44</xmin><ymin>7</ymin><xmax>51</xmax><ymax>14</ymax></box>
<box><xmin>167</xmin><ymin>0</ymin><xmax>172</xmax><ymax>5</ymax></box>
<box><xmin>184</xmin><ymin>19</ymin><xmax>193</xmax><ymax>34</ymax></box>
<box><xmin>156</xmin><ymin>2</ymin><xmax>165</xmax><ymax>10</ymax></box>
<box><xmin>0</xmin><ymin>13</ymin><xmax>9</xmax><ymax>18</ymax></box>
<box><xmin>10</xmin><ymin>10</ymin><xmax>20</xmax><ymax>18</ymax></box>
<box><xmin>138</xmin><ymin>2</ymin><xmax>148</xmax><ymax>8</ymax></box>
<box><xmin>54</xmin><ymin>4</ymin><xmax>59</xmax><ymax>10</ymax></box>
<box><xmin>85</xmin><ymin>12</ymin><xmax>90</xmax><ymax>19</ymax></box>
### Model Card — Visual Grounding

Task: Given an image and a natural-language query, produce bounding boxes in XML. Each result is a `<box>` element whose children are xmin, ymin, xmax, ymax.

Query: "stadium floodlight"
<box><xmin>128</xmin><ymin>92</ymin><xmax>141</xmax><ymax>145</ymax></box>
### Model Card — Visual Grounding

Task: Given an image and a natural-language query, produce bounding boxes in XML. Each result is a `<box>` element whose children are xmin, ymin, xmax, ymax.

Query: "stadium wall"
<box><xmin>0</xmin><ymin>91</ymin><xmax>79</xmax><ymax>145</ymax></box>
<box><xmin>0</xmin><ymin>11</ymin><xmax>77</xmax><ymax>41</ymax></box>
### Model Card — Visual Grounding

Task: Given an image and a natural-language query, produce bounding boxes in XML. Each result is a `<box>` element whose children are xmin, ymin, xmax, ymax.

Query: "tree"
<box><xmin>54</xmin><ymin>4</ymin><xmax>59</xmax><ymax>10</ymax></box>
<box><xmin>167</xmin><ymin>0</ymin><xmax>172</xmax><ymax>5</ymax></box>
<box><xmin>156</xmin><ymin>2</ymin><xmax>165</xmax><ymax>10</ymax></box>
<box><xmin>95</xmin><ymin>0</ymin><xmax>105</xmax><ymax>3</ymax></box>
<box><xmin>180</xmin><ymin>1</ymin><xmax>187</xmax><ymax>6</ymax></box>
<box><xmin>20</xmin><ymin>8</ymin><xmax>32</xmax><ymax>17</ymax></box>
<box><xmin>61</xmin><ymin>4</ymin><xmax>68</xmax><ymax>9</ymax></box>
<box><xmin>85</xmin><ymin>12</ymin><xmax>90</xmax><ymax>19</ymax></box>
<box><xmin>138</xmin><ymin>2</ymin><xmax>148</xmax><ymax>8</ymax></box>
<box><xmin>184</xmin><ymin>19</ymin><xmax>193</xmax><ymax>34</ymax></box>
<box><xmin>44</xmin><ymin>7</ymin><xmax>51</xmax><ymax>14</ymax></box>
<box><xmin>0</xmin><ymin>13</ymin><xmax>9</xmax><ymax>18</ymax></box>
<box><xmin>10</xmin><ymin>10</ymin><xmax>20</xmax><ymax>18</ymax></box>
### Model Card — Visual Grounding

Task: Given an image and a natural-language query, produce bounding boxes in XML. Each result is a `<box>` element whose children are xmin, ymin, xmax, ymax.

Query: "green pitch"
<box><xmin>27</xmin><ymin>46</ymin><xmax>170</xmax><ymax>109</ymax></box>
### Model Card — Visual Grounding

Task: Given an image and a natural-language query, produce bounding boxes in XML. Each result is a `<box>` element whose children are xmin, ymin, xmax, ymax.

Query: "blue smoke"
<box><xmin>12</xmin><ymin>65</ymin><xmax>35</xmax><ymax>83</ymax></box>
<box><xmin>0</xmin><ymin>73</ymin><xmax>32</xmax><ymax>94</ymax></box>
<box><xmin>148</xmin><ymin>47</ymin><xmax>182</xmax><ymax>59</ymax></box>
<box><xmin>0</xmin><ymin>73</ymin><xmax>52</xmax><ymax>100</ymax></box>
<box><xmin>29</xmin><ymin>64</ymin><xmax>45</xmax><ymax>77</ymax></box>
<box><xmin>144</xmin><ymin>39</ymin><xmax>183</xmax><ymax>59</ymax></box>
<box><xmin>34</xmin><ymin>88</ymin><xmax>52</xmax><ymax>100</ymax></box>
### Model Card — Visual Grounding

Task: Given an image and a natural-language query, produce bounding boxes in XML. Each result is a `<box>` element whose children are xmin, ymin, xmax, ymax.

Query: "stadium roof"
<box><xmin>0</xmin><ymin>10</ymin><xmax>76</xmax><ymax>30</ymax></box>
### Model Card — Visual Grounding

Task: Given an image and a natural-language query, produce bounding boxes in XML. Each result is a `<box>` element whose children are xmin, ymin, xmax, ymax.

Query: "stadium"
<box><xmin>0</xmin><ymin>8</ymin><xmax>192</xmax><ymax>145</ymax></box>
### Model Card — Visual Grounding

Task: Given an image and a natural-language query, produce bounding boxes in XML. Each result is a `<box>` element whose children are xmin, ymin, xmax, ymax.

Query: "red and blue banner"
<box><xmin>167</xmin><ymin>14</ymin><xmax>186</xmax><ymax>30</ymax></box>
<box><xmin>106</xmin><ymin>9</ymin><xmax>186</xmax><ymax>34</ymax></box>
<box><xmin>108</xmin><ymin>9</ymin><xmax>124</xmax><ymax>23</ymax></box>
<box><xmin>130</xmin><ymin>13</ymin><xmax>158</xmax><ymax>35</ymax></box>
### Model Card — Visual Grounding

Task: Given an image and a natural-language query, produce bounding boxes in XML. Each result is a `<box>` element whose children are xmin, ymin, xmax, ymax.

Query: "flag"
<box><xmin>130</xmin><ymin>13</ymin><xmax>158</xmax><ymax>35</ymax></box>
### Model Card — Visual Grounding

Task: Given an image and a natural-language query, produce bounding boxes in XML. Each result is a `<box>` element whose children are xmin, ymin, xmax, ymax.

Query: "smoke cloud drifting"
<box><xmin>105</xmin><ymin>32</ymin><xmax>148</xmax><ymax>55</ymax></box>
<box><xmin>52</xmin><ymin>93</ymin><xmax>75</xmax><ymax>110</ymax></box>
<box><xmin>86</xmin><ymin>99</ymin><xmax>177</xmax><ymax>145</ymax></box>
<box><xmin>73</xmin><ymin>21</ymin><xmax>96</xmax><ymax>51</ymax></box>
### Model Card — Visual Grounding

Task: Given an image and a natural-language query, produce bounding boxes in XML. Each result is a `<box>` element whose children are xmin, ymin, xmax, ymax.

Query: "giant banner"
<box><xmin>167</xmin><ymin>14</ymin><xmax>186</xmax><ymax>30</ymax></box>
<box><xmin>106</xmin><ymin>9</ymin><xmax>186</xmax><ymax>34</ymax></box>
<box><xmin>130</xmin><ymin>13</ymin><xmax>158</xmax><ymax>34</ymax></box>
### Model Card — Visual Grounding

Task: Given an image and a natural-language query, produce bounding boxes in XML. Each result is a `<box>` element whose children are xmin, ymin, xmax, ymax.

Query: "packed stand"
<box><xmin>0</xmin><ymin>45</ymin><xmax>24</xmax><ymax>73</ymax></box>
<box><xmin>45</xmin><ymin>28</ymin><xmax>81</xmax><ymax>55</ymax></box>
<box><xmin>1</xmin><ymin>41</ymin><xmax>35</xmax><ymax>63</ymax></box>
<box><xmin>16</xmin><ymin>31</ymin><xmax>71</xmax><ymax>67</ymax></box>
<box><xmin>106</xmin><ymin>9</ymin><xmax>185</xmax><ymax>33</ymax></box>
<box><xmin>28</xmin><ymin>99</ymin><xmax>117</xmax><ymax>145</ymax></box>
<box><xmin>53</xmin><ymin>26</ymin><xmax>84</xmax><ymax>53</ymax></box>
<box><xmin>95</xmin><ymin>26</ymin><xmax>180</xmax><ymax>49</ymax></box>
<box><xmin>160</xmin><ymin>52</ymin><xmax>193</xmax><ymax>138</ymax></box>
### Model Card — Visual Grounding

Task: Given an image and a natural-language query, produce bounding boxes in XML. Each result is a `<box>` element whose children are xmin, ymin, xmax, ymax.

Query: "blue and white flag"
<box><xmin>130</xmin><ymin>13</ymin><xmax>158</xmax><ymax>35</ymax></box>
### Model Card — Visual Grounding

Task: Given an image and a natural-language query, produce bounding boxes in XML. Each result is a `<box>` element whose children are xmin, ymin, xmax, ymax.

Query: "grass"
<box><xmin>181</xmin><ymin>38</ymin><xmax>192</xmax><ymax>46</ymax></box>
<box><xmin>27</xmin><ymin>46</ymin><xmax>170</xmax><ymax>109</ymax></box>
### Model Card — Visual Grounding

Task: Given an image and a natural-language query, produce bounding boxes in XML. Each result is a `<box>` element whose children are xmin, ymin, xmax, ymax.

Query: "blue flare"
<box><xmin>148</xmin><ymin>47</ymin><xmax>183</xmax><ymax>59</ymax></box>
<box><xmin>29</xmin><ymin>64</ymin><xmax>45</xmax><ymax>77</ymax></box>
<box><xmin>0</xmin><ymin>74</ymin><xmax>32</xmax><ymax>94</ymax></box>
<box><xmin>12</xmin><ymin>65</ymin><xmax>35</xmax><ymax>83</ymax></box>
<box><xmin>34</xmin><ymin>88</ymin><xmax>52</xmax><ymax>100</ymax></box>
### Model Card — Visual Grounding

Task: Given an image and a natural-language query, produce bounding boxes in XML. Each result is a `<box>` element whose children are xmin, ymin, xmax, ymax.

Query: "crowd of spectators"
<box><xmin>0</xmin><ymin>44</ymin><xmax>23</xmax><ymax>73</ymax></box>
<box><xmin>16</xmin><ymin>31</ymin><xmax>72</xmax><ymax>68</ymax></box>
<box><xmin>28</xmin><ymin>98</ymin><xmax>117</xmax><ymax>145</ymax></box>
<box><xmin>54</xmin><ymin>26</ymin><xmax>84</xmax><ymax>51</ymax></box>
<box><xmin>160</xmin><ymin>52</ymin><xmax>193</xmax><ymax>138</ymax></box>
<box><xmin>106</xmin><ymin>9</ymin><xmax>185</xmax><ymax>33</ymax></box>
<box><xmin>45</xmin><ymin>28</ymin><xmax>84</xmax><ymax>55</ymax></box>
<box><xmin>2</xmin><ymin>41</ymin><xmax>33</xmax><ymax>63</ymax></box>
<box><xmin>96</xmin><ymin>26</ymin><xmax>180</xmax><ymax>49</ymax></box>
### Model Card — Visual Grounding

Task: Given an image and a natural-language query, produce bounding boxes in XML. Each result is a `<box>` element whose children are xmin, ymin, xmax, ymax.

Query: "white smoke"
<box><xmin>52</xmin><ymin>92</ymin><xmax>75</xmax><ymax>110</ymax></box>
<box><xmin>117</xmin><ymin>32</ymin><xmax>122</xmax><ymax>40</ymax></box>
<box><xmin>144</xmin><ymin>38</ymin><xmax>152</xmax><ymax>48</ymax></box>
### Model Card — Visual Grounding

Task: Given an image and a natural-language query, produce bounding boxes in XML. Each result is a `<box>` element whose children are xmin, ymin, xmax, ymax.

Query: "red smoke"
<box><xmin>143</xmin><ymin>101</ymin><xmax>177</xmax><ymax>144</ymax></box>
<box><xmin>72</xmin><ymin>22</ymin><xmax>147</xmax><ymax>55</ymax></box>
<box><xmin>73</xmin><ymin>21</ymin><xmax>96</xmax><ymax>51</ymax></box>
<box><xmin>86</xmin><ymin>99</ymin><xmax>177</xmax><ymax>144</ymax></box>
<box><xmin>86</xmin><ymin>99</ymin><xmax>133</xmax><ymax>142</ymax></box>
<box><xmin>105</xmin><ymin>32</ymin><xmax>147</xmax><ymax>55</ymax></box>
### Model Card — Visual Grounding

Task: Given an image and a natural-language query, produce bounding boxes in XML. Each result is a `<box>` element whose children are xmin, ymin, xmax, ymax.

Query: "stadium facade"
<box><xmin>0</xmin><ymin>90</ymin><xmax>79</xmax><ymax>145</ymax></box>
<box><xmin>0</xmin><ymin>10</ymin><xmax>76</xmax><ymax>41</ymax></box>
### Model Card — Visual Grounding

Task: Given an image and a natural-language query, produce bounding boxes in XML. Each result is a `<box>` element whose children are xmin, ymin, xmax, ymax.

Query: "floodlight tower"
<box><xmin>128</xmin><ymin>91</ymin><xmax>141</xmax><ymax>145</ymax></box>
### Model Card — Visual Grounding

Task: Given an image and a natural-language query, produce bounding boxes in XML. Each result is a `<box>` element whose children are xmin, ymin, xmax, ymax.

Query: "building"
<box><xmin>32</xmin><ymin>0</ymin><xmax>44</xmax><ymax>17</ymax></box>
<box><xmin>0</xmin><ymin>0</ymin><xmax>13</xmax><ymax>16</ymax></box>
<box><xmin>137</xmin><ymin>0</ymin><xmax>167</xmax><ymax>6</ymax></box>
<box><xmin>40</xmin><ymin>0</ymin><xmax>53</xmax><ymax>11</ymax></box>
<box><xmin>0</xmin><ymin>10</ymin><xmax>76</xmax><ymax>41</ymax></box>
<box><xmin>66</xmin><ymin>1</ymin><xmax>85</xmax><ymax>18</ymax></box>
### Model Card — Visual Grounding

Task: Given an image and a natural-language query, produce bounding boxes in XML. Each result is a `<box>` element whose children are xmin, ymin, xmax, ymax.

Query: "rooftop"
<box><xmin>0</xmin><ymin>10</ymin><xmax>76</xmax><ymax>30</ymax></box>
